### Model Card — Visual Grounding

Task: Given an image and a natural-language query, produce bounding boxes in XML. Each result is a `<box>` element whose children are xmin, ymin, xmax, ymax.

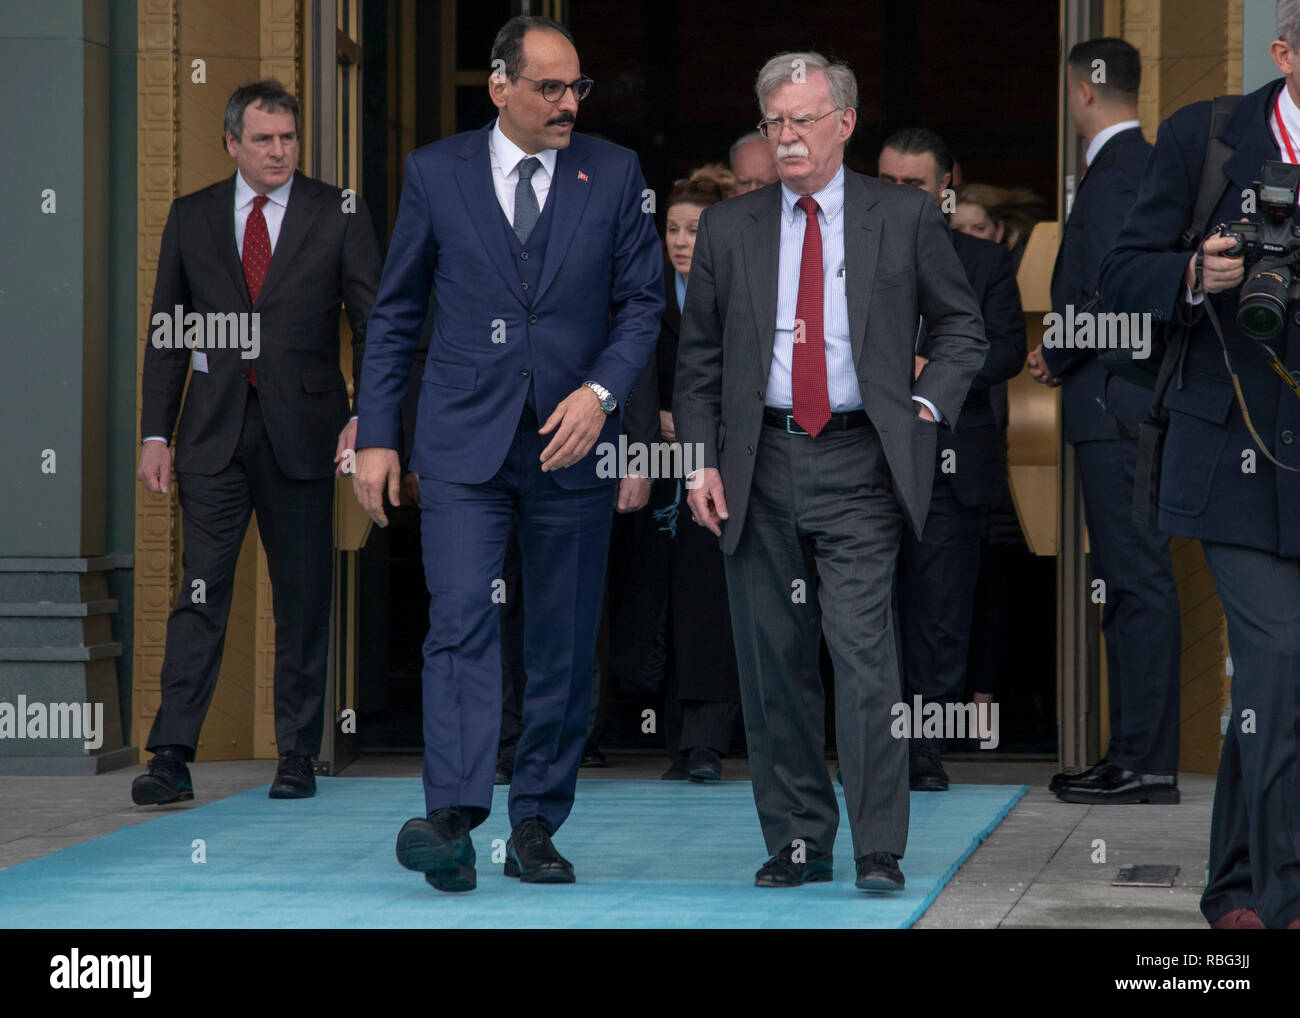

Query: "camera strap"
<box><xmin>1133</xmin><ymin>94</ymin><xmax>1240</xmax><ymax>525</ymax></box>
<box><xmin>1203</xmin><ymin>298</ymin><xmax>1300</xmax><ymax>472</ymax></box>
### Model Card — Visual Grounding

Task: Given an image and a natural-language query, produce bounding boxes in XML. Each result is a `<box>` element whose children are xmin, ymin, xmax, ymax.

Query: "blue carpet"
<box><xmin>0</xmin><ymin>779</ymin><xmax>1025</xmax><ymax>928</ymax></box>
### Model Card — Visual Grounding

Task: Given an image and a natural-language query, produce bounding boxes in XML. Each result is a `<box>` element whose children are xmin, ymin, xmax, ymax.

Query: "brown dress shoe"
<box><xmin>1209</xmin><ymin>907</ymin><xmax>1266</xmax><ymax>929</ymax></box>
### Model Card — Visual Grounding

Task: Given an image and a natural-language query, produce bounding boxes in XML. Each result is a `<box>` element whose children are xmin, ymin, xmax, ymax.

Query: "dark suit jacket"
<box><xmin>674</xmin><ymin>169</ymin><xmax>988</xmax><ymax>551</ymax></box>
<box><xmin>923</xmin><ymin>229</ymin><xmax>1026</xmax><ymax>506</ymax></box>
<box><xmin>1046</xmin><ymin>125</ymin><xmax>1154</xmax><ymax>442</ymax></box>
<box><xmin>624</xmin><ymin>263</ymin><xmax>683</xmax><ymax>447</ymax></box>
<box><xmin>1100</xmin><ymin>78</ymin><xmax>1300</xmax><ymax>557</ymax></box>
<box><xmin>621</xmin><ymin>267</ymin><xmax>671</xmax><ymax>449</ymax></box>
<box><xmin>141</xmin><ymin>170</ymin><xmax>380</xmax><ymax>479</ymax></box>
<box><xmin>356</xmin><ymin>124</ymin><xmax>664</xmax><ymax>490</ymax></box>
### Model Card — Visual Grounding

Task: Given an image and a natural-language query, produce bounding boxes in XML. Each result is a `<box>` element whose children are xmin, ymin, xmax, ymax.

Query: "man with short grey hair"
<box><xmin>675</xmin><ymin>51</ymin><xmax>986</xmax><ymax>892</ymax></box>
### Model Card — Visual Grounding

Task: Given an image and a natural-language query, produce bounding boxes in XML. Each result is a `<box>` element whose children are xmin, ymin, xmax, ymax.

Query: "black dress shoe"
<box><xmin>269</xmin><ymin>754</ymin><xmax>316</xmax><ymax>799</ymax></box>
<box><xmin>909</xmin><ymin>746</ymin><xmax>949</xmax><ymax>792</ymax></box>
<box><xmin>687</xmin><ymin>747</ymin><xmax>722</xmax><ymax>782</ymax></box>
<box><xmin>754</xmin><ymin>846</ymin><xmax>833</xmax><ymax>886</ymax></box>
<box><xmin>396</xmin><ymin>807</ymin><xmax>476</xmax><ymax>892</ymax></box>
<box><xmin>131</xmin><ymin>747</ymin><xmax>194</xmax><ymax>805</ymax></box>
<box><xmin>855</xmin><ymin>851</ymin><xmax>905</xmax><ymax>891</ymax></box>
<box><xmin>1049</xmin><ymin>758</ymin><xmax>1108</xmax><ymax>793</ymax></box>
<box><xmin>1055</xmin><ymin>764</ymin><xmax>1179</xmax><ymax>804</ymax></box>
<box><xmin>580</xmin><ymin>739</ymin><xmax>606</xmax><ymax>768</ymax></box>
<box><xmin>661</xmin><ymin>756</ymin><xmax>692</xmax><ymax>780</ymax></box>
<box><xmin>494</xmin><ymin>757</ymin><xmax>514</xmax><ymax>786</ymax></box>
<box><xmin>505</xmin><ymin>817</ymin><xmax>574</xmax><ymax>883</ymax></box>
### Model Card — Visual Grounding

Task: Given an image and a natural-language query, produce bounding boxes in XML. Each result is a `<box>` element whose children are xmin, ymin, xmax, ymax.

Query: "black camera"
<box><xmin>1214</xmin><ymin>160</ymin><xmax>1300</xmax><ymax>340</ymax></box>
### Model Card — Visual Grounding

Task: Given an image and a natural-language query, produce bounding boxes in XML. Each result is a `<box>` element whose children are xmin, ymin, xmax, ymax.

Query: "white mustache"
<box><xmin>776</xmin><ymin>141</ymin><xmax>810</xmax><ymax>159</ymax></box>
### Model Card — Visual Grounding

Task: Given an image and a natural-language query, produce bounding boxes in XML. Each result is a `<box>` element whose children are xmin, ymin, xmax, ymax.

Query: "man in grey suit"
<box><xmin>675</xmin><ymin>51</ymin><xmax>986</xmax><ymax>891</ymax></box>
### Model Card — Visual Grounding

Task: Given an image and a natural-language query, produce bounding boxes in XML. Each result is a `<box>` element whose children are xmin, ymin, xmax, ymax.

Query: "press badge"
<box><xmin>192</xmin><ymin>351</ymin><xmax>209</xmax><ymax>373</ymax></box>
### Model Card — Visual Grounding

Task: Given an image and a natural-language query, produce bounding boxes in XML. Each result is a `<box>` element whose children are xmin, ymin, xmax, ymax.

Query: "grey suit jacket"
<box><xmin>673</xmin><ymin>168</ymin><xmax>987</xmax><ymax>551</ymax></box>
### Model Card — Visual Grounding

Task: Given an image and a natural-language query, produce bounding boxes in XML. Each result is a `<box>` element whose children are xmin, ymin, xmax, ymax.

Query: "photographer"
<box><xmin>1098</xmin><ymin>3</ymin><xmax>1300</xmax><ymax>930</ymax></box>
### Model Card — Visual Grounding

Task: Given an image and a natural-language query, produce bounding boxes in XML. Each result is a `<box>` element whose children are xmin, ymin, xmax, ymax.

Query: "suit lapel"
<box><xmin>843</xmin><ymin>170</ymin><xmax>881</xmax><ymax>369</ymax></box>
<box><xmin>454</xmin><ymin>126</ymin><xmax>528</xmax><ymax>310</ymax></box>
<box><xmin>741</xmin><ymin>185</ymin><xmax>782</xmax><ymax>387</ymax></box>
<box><xmin>534</xmin><ymin>139</ymin><xmax>592</xmax><ymax>304</ymax></box>
<box><xmin>256</xmin><ymin>170</ymin><xmax>323</xmax><ymax>308</ymax></box>
<box><xmin>208</xmin><ymin>175</ymin><xmax>249</xmax><ymax>309</ymax></box>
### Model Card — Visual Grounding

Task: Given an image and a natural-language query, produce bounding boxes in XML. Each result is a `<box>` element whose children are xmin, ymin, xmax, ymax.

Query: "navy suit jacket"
<box><xmin>1046</xmin><ymin>125</ymin><xmax>1154</xmax><ymax>443</ymax></box>
<box><xmin>357</xmin><ymin>123</ymin><xmax>665</xmax><ymax>489</ymax></box>
<box><xmin>1100</xmin><ymin>78</ymin><xmax>1300</xmax><ymax>557</ymax></box>
<box><xmin>923</xmin><ymin>229</ymin><xmax>1026</xmax><ymax>506</ymax></box>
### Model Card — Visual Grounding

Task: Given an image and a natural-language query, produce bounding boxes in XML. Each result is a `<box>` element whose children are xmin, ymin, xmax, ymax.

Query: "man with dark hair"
<box><xmin>676</xmin><ymin>50</ymin><xmax>985</xmax><ymax>893</ymax></box>
<box><xmin>354</xmin><ymin>15</ymin><xmax>662</xmax><ymax>892</ymax></box>
<box><xmin>1099</xmin><ymin>6</ymin><xmax>1300</xmax><ymax>930</ymax></box>
<box><xmin>133</xmin><ymin>80</ymin><xmax>381</xmax><ymax>804</ymax></box>
<box><xmin>877</xmin><ymin>131</ymin><xmax>1026</xmax><ymax>792</ymax></box>
<box><xmin>1027</xmin><ymin>37</ymin><xmax>1183</xmax><ymax>807</ymax></box>
<box><xmin>878</xmin><ymin>127</ymin><xmax>954</xmax><ymax>185</ymax></box>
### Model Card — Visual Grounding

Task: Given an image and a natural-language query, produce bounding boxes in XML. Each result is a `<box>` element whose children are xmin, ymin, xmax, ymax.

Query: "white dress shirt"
<box><xmin>489</xmin><ymin>118</ymin><xmax>557</xmax><ymax>225</ymax></box>
<box><xmin>235</xmin><ymin>170</ymin><xmax>293</xmax><ymax>255</ymax></box>
<box><xmin>143</xmin><ymin>170</ymin><xmax>296</xmax><ymax>445</ymax></box>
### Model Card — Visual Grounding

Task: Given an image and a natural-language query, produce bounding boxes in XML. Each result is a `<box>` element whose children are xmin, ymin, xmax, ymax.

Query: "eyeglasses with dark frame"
<box><xmin>756</xmin><ymin>107</ymin><xmax>844</xmax><ymax>139</ymax></box>
<box><xmin>514</xmin><ymin>74</ymin><xmax>595</xmax><ymax>103</ymax></box>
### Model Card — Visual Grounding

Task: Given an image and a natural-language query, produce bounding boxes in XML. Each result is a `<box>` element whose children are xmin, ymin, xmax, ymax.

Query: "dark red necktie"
<box><xmin>792</xmin><ymin>195</ymin><xmax>830</xmax><ymax>436</ymax></box>
<box><xmin>242</xmin><ymin>194</ymin><xmax>271</xmax><ymax>387</ymax></box>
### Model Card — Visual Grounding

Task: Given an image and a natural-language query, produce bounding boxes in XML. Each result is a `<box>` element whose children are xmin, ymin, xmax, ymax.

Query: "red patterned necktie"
<box><xmin>242</xmin><ymin>194</ymin><xmax>271</xmax><ymax>387</ymax></box>
<box><xmin>792</xmin><ymin>195</ymin><xmax>830</xmax><ymax>436</ymax></box>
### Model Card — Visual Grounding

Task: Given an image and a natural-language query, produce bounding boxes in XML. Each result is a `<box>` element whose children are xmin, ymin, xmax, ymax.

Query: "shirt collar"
<box><xmin>674</xmin><ymin>270</ymin><xmax>687</xmax><ymax>311</ymax></box>
<box><xmin>1273</xmin><ymin>80</ymin><xmax>1300</xmax><ymax>158</ymax></box>
<box><xmin>781</xmin><ymin>164</ymin><xmax>845</xmax><ymax>225</ymax></box>
<box><xmin>235</xmin><ymin>169</ymin><xmax>294</xmax><ymax>209</ymax></box>
<box><xmin>236</xmin><ymin>167</ymin><xmax>295</xmax><ymax>210</ymax></box>
<box><xmin>1085</xmin><ymin>120</ymin><xmax>1140</xmax><ymax>167</ymax></box>
<box><xmin>491</xmin><ymin>118</ymin><xmax>558</xmax><ymax>180</ymax></box>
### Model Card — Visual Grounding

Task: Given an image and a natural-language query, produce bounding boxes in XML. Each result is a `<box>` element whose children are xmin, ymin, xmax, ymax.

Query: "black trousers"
<box><xmin>1199</xmin><ymin>541</ymin><xmax>1300</xmax><ymax>928</ymax></box>
<box><xmin>146</xmin><ymin>390</ymin><xmax>333</xmax><ymax>760</ymax></box>
<box><xmin>1075</xmin><ymin>437</ymin><xmax>1181</xmax><ymax>773</ymax></box>
<box><xmin>896</xmin><ymin>471</ymin><xmax>984</xmax><ymax>750</ymax></box>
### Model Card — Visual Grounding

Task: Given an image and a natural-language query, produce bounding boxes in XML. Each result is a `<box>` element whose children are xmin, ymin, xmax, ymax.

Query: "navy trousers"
<box><xmin>1199</xmin><ymin>541</ymin><xmax>1300</xmax><ymax>928</ymax></box>
<box><xmin>417</xmin><ymin>403</ymin><xmax>614</xmax><ymax>831</ymax></box>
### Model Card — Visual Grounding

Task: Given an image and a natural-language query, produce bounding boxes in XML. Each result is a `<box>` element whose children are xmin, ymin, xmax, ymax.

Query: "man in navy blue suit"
<box><xmin>1099</xmin><ymin>5</ymin><xmax>1300</xmax><ymax>929</ymax></box>
<box><xmin>876</xmin><ymin>128</ymin><xmax>1026</xmax><ymax>792</ymax></box>
<box><xmin>353</xmin><ymin>14</ymin><xmax>663</xmax><ymax>891</ymax></box>
<box><xmin>1028</xmin><ymin>38</ymin><xmax>1184</xmax><ymax>806</ymax></box>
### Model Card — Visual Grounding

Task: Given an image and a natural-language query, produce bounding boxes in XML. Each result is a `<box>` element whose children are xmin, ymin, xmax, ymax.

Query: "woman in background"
<box><xmin>950</xmin><ymin>182</ymin><xmax>1046</xmax><ymax>271</ymax></box>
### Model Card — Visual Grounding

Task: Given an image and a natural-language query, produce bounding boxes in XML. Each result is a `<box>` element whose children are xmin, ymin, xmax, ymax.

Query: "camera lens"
<box><xmin>1237</xmin><ymin>265</ymin><xmax>1291</xmax><ymax>340</ymax></box>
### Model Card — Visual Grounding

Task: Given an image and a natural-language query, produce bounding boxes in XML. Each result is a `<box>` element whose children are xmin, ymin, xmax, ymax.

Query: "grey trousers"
<box><xmin>723</xmin><ymin>420</ymin><xmax>909</xmax><ymax>861</ymax></box>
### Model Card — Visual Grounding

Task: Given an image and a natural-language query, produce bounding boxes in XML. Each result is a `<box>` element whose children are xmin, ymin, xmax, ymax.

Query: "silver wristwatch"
<box><xmin>584</xmin><ymin>380</ymin><xmax>617</xmax><ymax>413</ymax></box>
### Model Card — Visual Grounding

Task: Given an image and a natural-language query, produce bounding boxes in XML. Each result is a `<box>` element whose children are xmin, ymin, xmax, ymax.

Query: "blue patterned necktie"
<box><xmin>514</xmin><ymin>157</ymin><xmax>541</xmax><ymax>244</ymax></box>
